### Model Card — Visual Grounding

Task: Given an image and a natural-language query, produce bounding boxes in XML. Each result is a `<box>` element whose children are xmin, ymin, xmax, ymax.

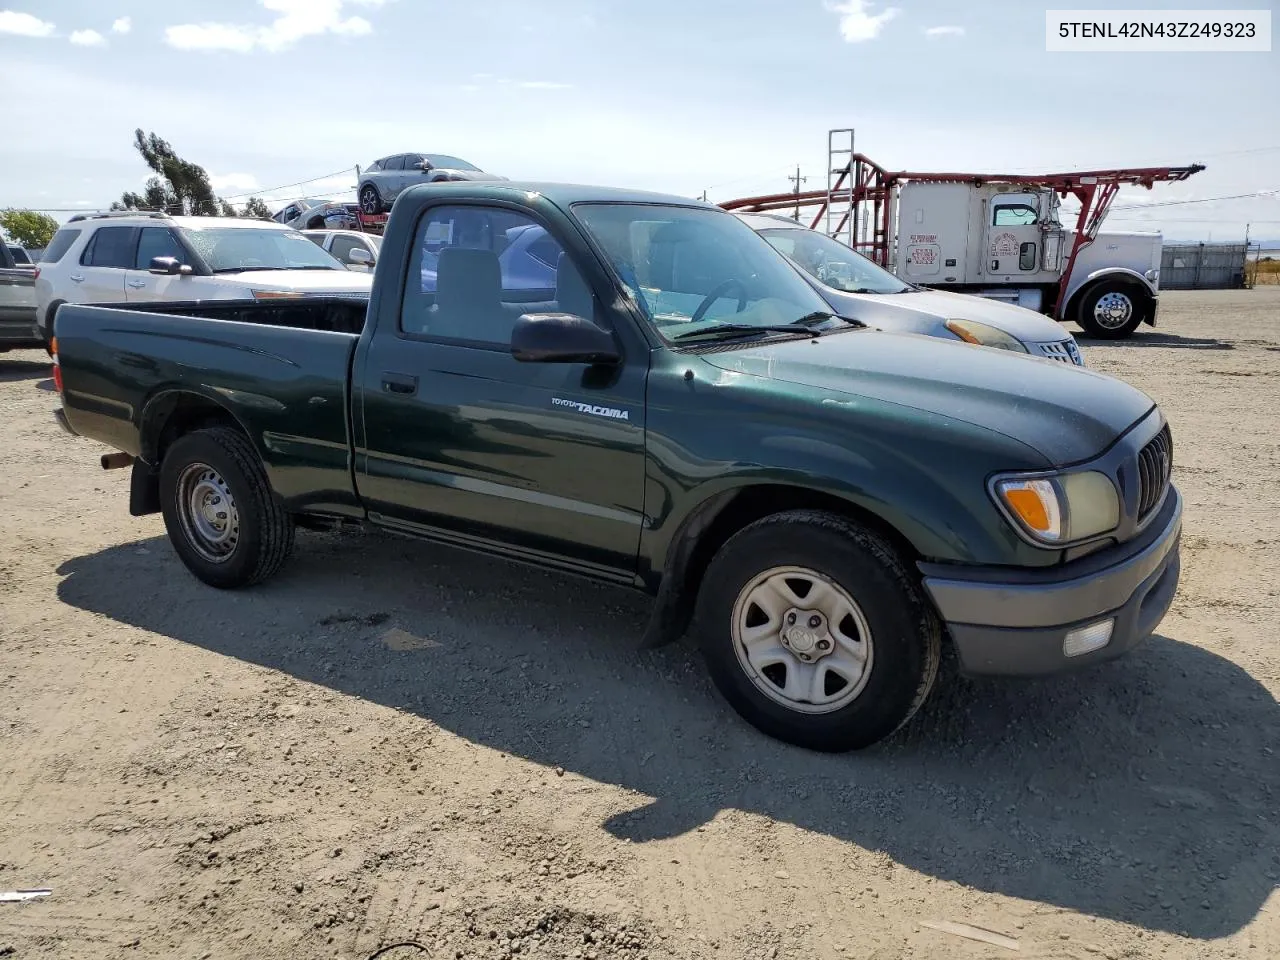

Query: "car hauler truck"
<box><xmin>722</xmin><ymin>130</ymin><xmax>1204</xmax><ymax>339</ymax></box>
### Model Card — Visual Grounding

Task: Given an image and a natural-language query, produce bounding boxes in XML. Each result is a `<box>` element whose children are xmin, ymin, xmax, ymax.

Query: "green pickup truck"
<box><xmin>52</xmin><ymin>181</ymin><xmax>1182</xmax><ymax>751</ymax></box>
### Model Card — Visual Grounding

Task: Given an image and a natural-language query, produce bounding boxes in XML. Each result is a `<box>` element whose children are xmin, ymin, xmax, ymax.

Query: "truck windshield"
<box><xmin>570</xmin><ymin>203</ymin><xmax>834</xmax><ymax>340</ymax></box>
<box><xmin>757</xmin><ymin>228</ymin><xmax>912</xmax><ymax>295</ymax></box>
<box><xmin>183</xmin><ymin>227</ymin><xmax>347</xmax><ymax>273</ymax></box>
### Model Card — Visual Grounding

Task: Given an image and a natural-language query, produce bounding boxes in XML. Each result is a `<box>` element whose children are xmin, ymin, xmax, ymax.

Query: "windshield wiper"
<box><xmin>212</xmin><ymin>265</ymin><xmax>337</xmax><ymax>273</ymax></box>
<box><xmin>790</xmin><ymin>311</ymin><xmax>864</xmax><ymax>328</ymax></box>
<box><xmin>671</xmin><ymin>323</ymin><xmax>819</xmax><ymax>342</ymax></box>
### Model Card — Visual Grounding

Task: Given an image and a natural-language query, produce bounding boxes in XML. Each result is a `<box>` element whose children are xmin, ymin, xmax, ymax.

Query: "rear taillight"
<box><xmin>51</xmin><ymin>337</ymin><xmax>62</xmax><ymax>392</ymax></box>
<box><xmin>33</xmin><ymin>266</ymin><xmax>40</xmax><ymax>281</ymax></box>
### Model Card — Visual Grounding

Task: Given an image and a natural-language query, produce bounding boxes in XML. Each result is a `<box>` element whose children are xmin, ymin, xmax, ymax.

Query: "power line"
<box><xmin>220</xmin><ymin>167</ymin><xmax>354</xmax><ymax>201</ymax></box>
<box><xmin>1110</xmin><ymin>189</ymin><xmax>1280</xmax><ymax>212</ymax></box>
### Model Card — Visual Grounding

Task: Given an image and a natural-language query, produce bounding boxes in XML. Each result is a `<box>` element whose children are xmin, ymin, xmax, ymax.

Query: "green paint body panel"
<box><xmin>55</xmin><ymin>181</ymin><xmax>1165</xmax><ymax>595</ymax></box>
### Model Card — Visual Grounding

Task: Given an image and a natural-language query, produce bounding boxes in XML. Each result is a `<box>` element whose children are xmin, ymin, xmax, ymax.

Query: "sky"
<box><xmin>2</xmin><ymin>0</ymin><xmax>1278</xmax><ymax>241</ymax></box>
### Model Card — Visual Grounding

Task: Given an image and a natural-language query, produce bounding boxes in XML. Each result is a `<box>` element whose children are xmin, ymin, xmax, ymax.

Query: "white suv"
<box><xmin>35</xmin><ymin>212</ymin><xmax>373</xmax><ymax>343</ymax></box>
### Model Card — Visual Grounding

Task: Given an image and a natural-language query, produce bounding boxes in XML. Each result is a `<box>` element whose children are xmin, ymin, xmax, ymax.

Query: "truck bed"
<box><xmin>56</xmin><ymin>298</ymin><xmax>367</xmax><ymax>515</ymax></box>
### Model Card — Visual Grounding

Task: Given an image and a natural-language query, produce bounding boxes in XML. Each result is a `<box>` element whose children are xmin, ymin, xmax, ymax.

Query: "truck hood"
<box><xmin>700</xmin><ymin>329</ymin><xmax>1154</xmax><ymax>465</ymax></box>
<box><xmin>233</xmin><ymin>271</ymin><xmax>374</xmax><ymax>293</ymax></box>
<box><xmin>823</xmin><ymin>286</ymin><xmax>1068</xmax><ymax>342</ymax></box>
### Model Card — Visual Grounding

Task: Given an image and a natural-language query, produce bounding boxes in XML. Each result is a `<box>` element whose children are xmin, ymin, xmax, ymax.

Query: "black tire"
<box><xmin>1076</xmin><ymin>281</ymin><xmax>1147</xmax><ymax>339</ymax></box>
<box><xmin>160</xmin><ymin>426</ymin><xmax>295</xmax><ymax>589</ymax></box>
<box><xmin>694</xmin><ymin>510</ymin><xmax>941</xmax><ymax>752</ymax></box>
<box><xmin>359</xmin><ymin>184</ymin><xmax>382</xmax><ymax>215</ymax></box>
<box><xmin>42</xmin><ymin>300</ymin><xmax>65</xmax><ymax>354</ymax></box>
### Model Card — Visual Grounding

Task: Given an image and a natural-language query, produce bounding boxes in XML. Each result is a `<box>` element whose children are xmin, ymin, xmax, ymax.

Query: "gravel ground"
<box><xmin>1</xmin><ymin>288</ymin><xmax>1277</xmax><ymax>960</ymax></box>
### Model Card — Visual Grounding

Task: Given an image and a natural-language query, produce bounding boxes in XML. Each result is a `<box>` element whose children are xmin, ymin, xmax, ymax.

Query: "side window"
<box><xmin>81</xmin><ymin>227</ymin><xmax>136</xmax><ymax>268</ymax></box>
<box><xmin>304</xmin><ymin>234</ymin><xmax>326</xmax><ymax>248</ymax></box>
<box><xmin>993</xmin><ymin>204</ymin><xmax>1038</xmax><ymax>226</ymax></box>
<box><xmin>1019</xmin><ymin>241</ymin><xmax>1037</xmax><ymax>271</ymax></box>
<box><xmin>401</xmin><ymin>205</ymin><xmax>595</xmax><ymax>346</ymax></box>
<box><xmin>134</xmin><ymin>228</ymin><xmax>186</xmax><ymax>269</ymax></box>
<box><xmin>385</xmin><ymin>155</ymin><xmax>406</xmax><ymax>172</ymax></box>
<box><xmin>366</xmin><ymin>160</ymin><xmax>383</xmax><ymax>173</ymax></box>
<box><xmin>42</xmin><ymin>229</ymin><xmax>81</xmax><ymax>263</ymax></box>
<box><xmin>330</xmin><ymin>236</ymin><xmax>361</xmax><ymax>263</ymax></box>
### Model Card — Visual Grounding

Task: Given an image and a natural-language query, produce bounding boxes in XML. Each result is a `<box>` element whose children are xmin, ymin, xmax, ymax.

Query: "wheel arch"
<box><xmin>640</xmin><ymin>483</ymin><xmax>921</xmax><ymax>648</ymax></box>
<box><xmin>131</xmin><ymin>390</ymin><xmax>256</xmax><ymax>516</ymax></box>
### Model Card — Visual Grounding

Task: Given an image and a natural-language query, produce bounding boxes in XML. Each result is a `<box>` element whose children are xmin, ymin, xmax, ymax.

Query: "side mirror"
<box><xmin>347</xmin><ymin>247</ymin><xmax>373</xmax><ymax>265</ymax></box>
<box><xmin>149</xmin><ymin>256</ymin><xmax>193</xmax><ymax>276</ymax></box>
<box><xmin>417</xmin><ymin>160</ymin><xmax>434</xmax><ymax>173</ymax></box>
<box><xmin>511</xmin><ymin>313</ymin><xmax>619</xmax><ymax>365</ymax></box>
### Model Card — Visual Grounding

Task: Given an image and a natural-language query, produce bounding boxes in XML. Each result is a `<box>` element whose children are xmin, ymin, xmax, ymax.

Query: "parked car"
<box><xmin>0</xmin><ymin>240</ymin><xmax>40</xmax><ymax>350</ymax></box>
<box><xmin>357</xmin><ymin>152</ymin><xmax>504</xmax><ymax>215</ymax></box>
<box><xmin>273</xmin><ymin>198</ymin><xmax>360</xmax><ymax>231</ymax></box>
<box><xmin>736</xmin><ymin>212</ymin><xmax>1084</xmax><ymax>365</ymax></box>
<box><xmin>7</xmin><ymin>243</ymin><xmax>35</xmax><ymax>267</ymax></box>
<box><xmin>52</xmin><ymin>182</ymin><xmax>1180</xmax><ymax>752</ymax></box>
<box><xmin>34</xmin><ymin>212</ymin><xmax>373</xmax><ymax>344</ymax></box>
<box><xmin>303</xmin><ymin>229</ymin><xmax>381</xmax><ymax>273</ymax></box>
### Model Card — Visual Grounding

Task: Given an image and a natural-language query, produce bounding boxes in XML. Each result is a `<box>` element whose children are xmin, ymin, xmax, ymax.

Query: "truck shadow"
<box><xmin>0</xmin><ymin>358</ymin><xmax>52</xmax><ymax>382</ymax></box>
<box><xmin>1080</xmin><ymin>332</ymin><xmax>1233</xmax><ymax>350</ymax></box>
<box><xmin>55</xmin><ymin>529</ymin><xmax>1278</xmax><ymax>940</ymax></box>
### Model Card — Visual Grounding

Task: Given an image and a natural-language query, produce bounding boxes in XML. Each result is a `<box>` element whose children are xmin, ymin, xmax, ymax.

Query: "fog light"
<box><xmin>1063</xmin><ymin>619</ymin><xmax>1114</xmax><ymax>658</ymax></box>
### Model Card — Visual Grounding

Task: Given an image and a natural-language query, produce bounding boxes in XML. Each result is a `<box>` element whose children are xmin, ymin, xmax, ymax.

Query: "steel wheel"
<box><xmin>731</xmin><ymin>565</ymin><xmax>874</xmax><ymax>715</ymax></box>
<box><xmin>359</xmin><ymin>185</ymin><xmax>381</xmax><ymax>215</ymax></box>
<box><xmin>174</xmin><ymin>461</ymin><xmax>240</xmax><ymax>564</ymax></box>
<box><xmin>1092</xmin><ymin>290</ymin><xmax>1134</xmax><ymax>330</ymax></box>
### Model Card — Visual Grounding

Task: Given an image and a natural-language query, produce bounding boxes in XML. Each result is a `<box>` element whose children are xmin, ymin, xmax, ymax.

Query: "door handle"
<box><xmin>381</xmin><ymin>372</ymin><xmax>418</xmax><ymax>395</ymax></box>
<box><xmin>127</xmin><ymin>280</ymin><xmax>147</xmax><ymax>288</ymax></box>
<box><xmin>70</xmin><ymin>274</ymin><xmax>85</xmax><ymax>283</ymax></box>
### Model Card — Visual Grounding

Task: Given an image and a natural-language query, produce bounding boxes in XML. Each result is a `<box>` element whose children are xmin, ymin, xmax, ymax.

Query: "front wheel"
<box><xmin>694</xmin><ymin>510</ymin><xmax>941</xmax><ymax>752</ymax></box>
<box><xmin>160</xmin><ymin>426</ymin><xmax>295</xmax><ymax>589</ymax></box>
<box><xmin>1077</xmin><ymin>282</ymin><xmax>1147</xmax><ymax>339</ymax></box>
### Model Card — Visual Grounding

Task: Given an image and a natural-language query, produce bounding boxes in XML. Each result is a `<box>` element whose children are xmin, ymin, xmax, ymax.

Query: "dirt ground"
<box><xmin>1</xmin><ymin>288</ymin><xmax>1277</xmax><ymax>960</ymax></box>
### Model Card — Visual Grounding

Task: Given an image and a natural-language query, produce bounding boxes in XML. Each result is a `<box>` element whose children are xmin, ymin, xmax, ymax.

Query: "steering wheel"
<box><xmin>690</xmin><ymin>279</ymin><xmax>748</xmax><ymax>324</ymax></box>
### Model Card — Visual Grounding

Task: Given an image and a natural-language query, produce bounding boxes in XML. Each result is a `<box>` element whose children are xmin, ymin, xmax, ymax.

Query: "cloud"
<box><xmin>165</xmin><ymin>0</ymin><xmax>377</xmax><ymax>53</ymax></box>
<box><xmin>111</xmin><ymin>16</ymin><xmax>131</xmax><ymax>34</ymax></box>
<box><xmin>0</xmin><ymin>10</ymin><xmax>56</xmax><ymax>37</ymax></box>
<box><xmin>518</xmin><ymin>81</ymin><xmax>572</xmax><ymax>90</ymax></box>
<box><xmin>825</xmin><ymin>0</ymin><xmax>898</xmax><ymax>42</ymax></box>
<box><xmin>924</xmin><ymin>25</ymin><xmax>965</xmax><ymax>37</ymax></box>
<box><xmin>69</xmin><ymin>28</ymin><xmax>106</xmax><ymax>46</ymax></box>
<box><xmin>209</xmin><ymin>173</ymin><xmax>261</xmax><ymax>192</ymax></box>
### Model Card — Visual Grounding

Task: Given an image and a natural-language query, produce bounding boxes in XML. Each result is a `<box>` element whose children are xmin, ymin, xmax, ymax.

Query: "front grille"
<box><xmin>1037</xmin><ymin>339</ymin><xmax>1084</xmax><ymax>366</ymax></box>
<box><xmin>1136</xmin><ymin>424</ymin><xmax>1173</xmax><ymax>519</ymax></box>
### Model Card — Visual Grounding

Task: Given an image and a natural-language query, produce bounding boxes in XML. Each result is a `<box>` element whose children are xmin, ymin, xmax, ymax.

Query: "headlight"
<box><xmin>993</xmin><ymin>471</ymin><xmax>1120</xmax><ymax>545</ymax></box>
<box><xmin>944</xmin><ymin>318</ymin><xmax>1028</xmax><ymax>354</ymax></box>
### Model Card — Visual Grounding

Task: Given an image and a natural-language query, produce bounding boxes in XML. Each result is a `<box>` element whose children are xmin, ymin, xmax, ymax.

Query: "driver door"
<box><xmin>986</xmin><ymin>193</ymin><xmax>1041</xmax><ymax>277</ymax></box>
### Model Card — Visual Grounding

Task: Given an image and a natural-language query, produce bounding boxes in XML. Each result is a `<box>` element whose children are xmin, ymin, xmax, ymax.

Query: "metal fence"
<box><xmin>1160</xmin><ymin>242</ymin><xmax>1249</xmax><ymax>290</ymax></box>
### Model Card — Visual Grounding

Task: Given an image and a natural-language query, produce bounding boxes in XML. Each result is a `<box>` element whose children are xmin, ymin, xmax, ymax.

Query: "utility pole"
<box><xmin>700</xmin><ymin>189</ymin><xmax>708</xmax><ymax>202</ymax></box>
<box><xmin>788</xmin><ymin>166</ymin><xmax>807</xmax><ymax>221</ymax></box>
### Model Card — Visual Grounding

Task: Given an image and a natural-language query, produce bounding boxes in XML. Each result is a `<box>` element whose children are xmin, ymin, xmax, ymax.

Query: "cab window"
<box><xmin>993</xmin><ymin>204</ymin><xmax>1038</xmax><ymax>226</ymax></box>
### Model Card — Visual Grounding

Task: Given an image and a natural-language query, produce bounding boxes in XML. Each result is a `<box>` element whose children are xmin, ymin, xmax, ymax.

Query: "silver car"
<box><xmin>357</xmin><ymin>153</ymin><xmax>504</xmax><ymax>215</ymax></box>
<box><xmin>302</xmin><ymin>229</ymin><xmax>381</xmax><ymax>273</ymax></box>
<box><xmin>736</xmin><ymin>212</ymin><xmax>1085</xmax><ymax>366</ymax></box>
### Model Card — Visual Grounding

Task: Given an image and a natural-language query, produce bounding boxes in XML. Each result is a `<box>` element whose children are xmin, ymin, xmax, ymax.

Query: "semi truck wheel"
<box><xmin>160</xmin><ymin>426</ymin><xmax>295</xmax><ymax>589</ymax></box>
<box><xmin>1077</xmin><ymin>281</ymin><xmax>1147</xmax><ymax>339</ymax></box>
<box><xmin>693</xmin><ymin>510</ymin><xmax>941</xmax><ymax>751</ymax></box>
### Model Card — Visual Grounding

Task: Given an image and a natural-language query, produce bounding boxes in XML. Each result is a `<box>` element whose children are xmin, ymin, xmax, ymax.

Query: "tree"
<box><xmin>243</xmin><ymin>197</ymin><xmax>273</xmax><ymax>220</ymax></box>
<box><xmin>0</xmin><ymin>209</ymin><xmax>59</xmax><ymax>249</ymax></box>
<box><xmin>112</xmin><ymin>129</ymin><xmax>227</xmax><ymax>216</ymax></box>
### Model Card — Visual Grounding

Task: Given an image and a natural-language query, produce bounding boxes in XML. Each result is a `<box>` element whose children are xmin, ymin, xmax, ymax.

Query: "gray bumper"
<box><xmin>920</xmin><ymin>488</ymin><xmax>1182</xmax><ymax>676</ymax></box>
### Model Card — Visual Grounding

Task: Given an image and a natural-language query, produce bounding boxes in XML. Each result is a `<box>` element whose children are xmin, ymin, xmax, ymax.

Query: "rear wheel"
<box><xmin>359</xmin><ymin>184</ymin><xmax>382</xmax><ymax>215</ymax></box>
<box><xmin>160</xmin><ymin>426</ymin><xmax>294</xmax><ymax>589</ymax></box>
<box><xmin>1077</xmin><ymin>281</ymin><xmax>1147</xmax><ymax>339</ymax></box>
<box><xmin>694</xmin><ymin>510</ymin><xmax>941</xmax><ymax>751</ymax></box>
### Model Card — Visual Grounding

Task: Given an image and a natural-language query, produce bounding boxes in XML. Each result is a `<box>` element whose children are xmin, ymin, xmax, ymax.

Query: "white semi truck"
<box><xmin>723</xmin><ymin>131</ymin><xmax>1204</xmax><ymax>340</ymax></box>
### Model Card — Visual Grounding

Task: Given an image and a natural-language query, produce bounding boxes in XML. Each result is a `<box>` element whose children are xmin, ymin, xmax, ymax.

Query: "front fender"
<box><xmin>1063</xmin><ymin>266</ymin><xmax>1158</xmax><ymax>315</ymax></box>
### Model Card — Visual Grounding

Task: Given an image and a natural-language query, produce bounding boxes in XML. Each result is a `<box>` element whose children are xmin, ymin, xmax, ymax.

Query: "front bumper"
<box><xmin>920</xmin><ymin>488</ymin><xmax>1182</xmax><ymax>675</ymax></box>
